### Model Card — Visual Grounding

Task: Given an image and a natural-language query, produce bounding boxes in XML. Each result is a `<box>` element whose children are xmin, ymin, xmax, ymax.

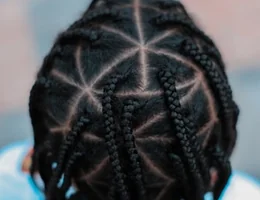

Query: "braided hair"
<box><xmin>29</xmin><ymin>1</ymin><xmax>239</xmax><ymax>200</ymax></box>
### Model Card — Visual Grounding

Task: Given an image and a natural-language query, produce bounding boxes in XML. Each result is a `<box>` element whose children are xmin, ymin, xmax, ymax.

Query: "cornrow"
<box><xmin>155</xmin><ymin>13</ymin><xmax>212</xmax><ymax>46</ymax></box>
<box><xmin>58</xmin><ymin>29</ymin><xmax>101</xmax><ymax>44</ymax></box>
<box><xmin>39</xmin><ymin>45</ymin><xmax>64</xmax><ymax>77</ymax></box>
<box><xmin>121</xmin><ymin>99</ymin><xmax>146</xmax><ymax>199</ymax></box>
<box><xmin>182</xmin><ymin>40</ymin><xmax>232</xmax><ymax>97</ymax></box>
<box><xmin>39</xmin><ymin>27</ymin><xmax>101</xmax><ymax>77</ymax></box>
<box><xmin>29</xmin><ymin>1</ymin><xmax>240</xmax><ymax>200</ymax></box>
<box><xmin>102</xmin><ymin>74</ymin><xmax>130</xmax><ymax>200</ymax></box>
<box><xmin>47</xmin><ymin>115</ymin><xmax>90</xmax><ymax>198</ymax></box>
<box><xmin>180</xmin><ymin>40</ymin><xmax>234</xmax><ymax>153</ymax></box>
<box><xmin>158</xmin><ymin>69</ymin><xmax>204</xmax><ymax>200</ymax></box>
<box><xmin>154</xmin><ymin>12</ymin><xmax>224</xmax><ymax>74</ymax></box>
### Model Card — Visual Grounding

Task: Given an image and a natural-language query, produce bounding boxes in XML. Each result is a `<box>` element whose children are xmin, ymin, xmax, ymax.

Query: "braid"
<box><xmin>29</xmin><ymin>1</ymin><xmax>240</xmax><ymax>199</ymax></box>
<box><xmin>38</xmin><ymin>7</ymin><xmax>118</xmax><ymax>76</ymax></box>
<box><xmin>181</xmin><ymin>40</ymin><xmax>232</xmax><ymax>98</ymax></box>
<box><xmin>39</xmin><ymin>27</ymin><xmax>101</xmax><ymax>77</ymax></box>
<box><xmin>185</xmin><ymin>40</ymin><xmax>232</xmax><ymax>96</ymax></box>
<box><xmin>47</xmin><ymin>115</ymin><xmax>90</xmax><ymax>198</ymax></box>
<box><xmin>57</xmin><ymin>29</ymin><xmax>101</xmax><ymax>44</ymax></box>
<box><xmin>102</xmin><ymin>74</ymin><xmax>130</xmax><ymax>200</ymax></box>
<box><xmin>58</xmin><ymin>142</ymin><xmax>86</xmax><ymax>199</ymax></box>
<box><xmin>203</xmin><ymin>46</ymin><xmax>226</xmax><ymax>78</ymax></box>
<box><xmin>207</xmin><ymin>147</ymin><xmax>231</xmax><ymax>200</ymax></box>
<box><xmin>38</xmin><ymin>5</ymin><xmax>120</xmax><ymax>76</ymax></box>
<box><xmin>158</xmin><ymin>69</ymin><xmax>204</xmax><ymax>200</ymax></box>
<box><xmin>39</xmin><ymin>45</ymin><xmax>65</xmax><ymax>77</ymax></box>
<box><xmin>122</xmin><ymin>99</ymin><xmax>146</xmax><ymax>199</ymax></box>
<box><xmin>185</xmin><ymin>116</ymin><xmax>210</xmax><ymax>187</ymax></box>
<box><xmin>108</xmin><ymin>178</ymin><xmax>116</xmax><ymax>200</ymax></box>
<box><xmin>168</xmin><ymin>153</ymin><xmax>190</xmax><ymax>199</ymax></box>
<box><xmin>154</xmin><ymin>13</ymin><xmax>224</xmax><ymax>74</ymax></box>
<box><xmin>155</xmin><ymin>13</ymin><xmax>213</xmax><ymax>46</ymax></box>
<box><xmin>30</xmin><ymin>139</ymin><xmax>54</xmax><ymax>191</ymax></box>
<box><xmin>179</xmin><ymin>40</ymin><xmax>237</xmax><ymax>197</ymax></box>
<box><xmin>180</xmin><ymin>40</ymin><xmax>235</xmax><ymax>154</ymax></box>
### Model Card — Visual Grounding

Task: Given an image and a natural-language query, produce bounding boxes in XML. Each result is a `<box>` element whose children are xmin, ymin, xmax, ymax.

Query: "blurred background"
<box><xmin>0</xmin><ymin>0</ymin><xmax>259</xmax><ymax>179</ymax></box>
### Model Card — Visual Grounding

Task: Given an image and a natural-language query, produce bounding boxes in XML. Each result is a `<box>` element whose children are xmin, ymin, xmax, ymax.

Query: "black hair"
<box><xmin>29</xmin><ymin>0</ymin><xmax>239</xmax><ymax>200</ymax></box>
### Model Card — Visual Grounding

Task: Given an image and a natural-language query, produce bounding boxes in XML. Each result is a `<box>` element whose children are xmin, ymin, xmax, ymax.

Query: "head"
<box><xmin>29</xmin><ymin>0</ymin><xmax>239</xmax><ymax>200</ymax></box>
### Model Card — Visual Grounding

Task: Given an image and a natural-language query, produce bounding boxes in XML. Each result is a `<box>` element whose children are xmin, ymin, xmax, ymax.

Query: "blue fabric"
<box><xmin>0</xmin><ymin>141</ymin><xmax>43</xmax><ymax>200</ymax></box>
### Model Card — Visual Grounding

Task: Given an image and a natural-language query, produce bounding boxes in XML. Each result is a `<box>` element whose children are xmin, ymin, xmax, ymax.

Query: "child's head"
<box><xmin>29</xmin><ymin>1</ymin><xmax>239</xmax><ymax>200</ymax></box>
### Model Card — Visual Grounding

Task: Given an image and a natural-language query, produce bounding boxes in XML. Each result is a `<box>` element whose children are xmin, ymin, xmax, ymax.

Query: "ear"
<box><xmin>21</xmin><ymin>148</ymin><xmax>34</xmax><ymax>173</ymax></box>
